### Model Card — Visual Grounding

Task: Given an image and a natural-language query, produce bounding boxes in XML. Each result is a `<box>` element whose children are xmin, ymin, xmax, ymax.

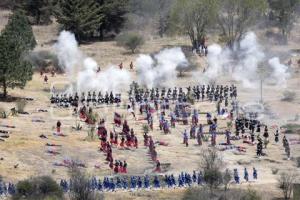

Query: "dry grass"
<box><xmin>0</xmin><ymin>9</ymin><xmax>300</xmax><ymax>200</ymax></box>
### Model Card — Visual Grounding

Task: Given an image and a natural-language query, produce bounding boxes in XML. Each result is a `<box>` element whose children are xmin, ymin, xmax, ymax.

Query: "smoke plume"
<box><xmin>203</xmin><ymin>32</ymin><xmax>290</xmax><ymax>88</ymax></box>
<box><xmin>54</xmin><ymin>31</ymin><xmax>132</xmax><ymax>93</ymax></box>
<box><xmin>136</xmin><ymin>47</ymin><xmax>189</xmax><ymax>88</ymax></box>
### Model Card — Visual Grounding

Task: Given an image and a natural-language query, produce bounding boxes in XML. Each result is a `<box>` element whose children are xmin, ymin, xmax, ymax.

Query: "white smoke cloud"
<box><xmin>136</xmin><ymin>47</ymin><xmax>189</xmax><ymax>88</ymax></box>
<box><xmin>54</xmin><ymin>31</ymin><xmax>131</xmax><ymax>93</ymax></box>
<box><xmin>268</xmin><ymin>57</ymin><xmax>290</xmax><ymax>87</ymax></box>
<box><xmin>203</xmin><ymin>32</ymin><xmax>289</xmax><ymax>88</ymax></box>
<box><xmin>54</xmin><ymin>31</ymin><xmax>83</xmax><ymax>77</ymax></box>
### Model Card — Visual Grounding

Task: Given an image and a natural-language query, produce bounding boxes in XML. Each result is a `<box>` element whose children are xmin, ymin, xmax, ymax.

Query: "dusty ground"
<box><xmin>0</xmin><ymin>9</ymin><xmax>300</xmax><ymax>200</ymax></box>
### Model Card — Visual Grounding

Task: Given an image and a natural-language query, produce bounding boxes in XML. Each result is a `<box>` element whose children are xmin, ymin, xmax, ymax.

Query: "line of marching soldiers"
<box><xmin>0</xmin><ymin>167</ymin><xmax>258</xmax><ymax>196</ymax></box>
<box><xmin>98</xmin><ymin>119</ymin><xmax>139</xmax><ymax>173</ymax></box>
<box><xmin>50</xmin><ymin>91</ymin><xmax>121</xmax><ymax>108</ymax></box>
<box><xmin>58</xmin><ymin>168</ymin><xmax>258</xmax><ymax>193</ymax></box>
<box><xmin>129</xmin><ymin>84</ymin><xmax>237</xmax><ymax>103</ymax></box>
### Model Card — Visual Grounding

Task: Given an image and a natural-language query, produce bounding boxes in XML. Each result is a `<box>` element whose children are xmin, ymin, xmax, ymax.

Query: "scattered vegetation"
<box><xmin>281</xmin><ymin>90</ymin><xmax>296</xmax><ymax>102</ymax></box>
<box><xmin>116</xmin><ymin>32</ymin><xmax>145</xmax><ymax>53</ymax></box>
<box><xmin>271</xmin><ymin>167</ymin><xmax>279</xmax><ymax>175</ymax></box>
<box><xmin>182</xmin><ymin>188</ymin><xmax>262</xmax><ymax>200</ymax></box>
<box><xmin>296</xmin><ymin>157</ymin><xmax>300</xmax><ymax>168</ymax></box>
<box><xmin>69</xmin><ymin>166</ymin><xmax>104</xmax><ymax>200</ymax></box>
<box><xmin>281</xmin><ymin>124</ymin><xmax>300</xmax><ymax>135</ymax></box>
<box><xmin>277</xmin><ymin>172</ymin><xmax>298</xmax><ymax>200</ymax></box>
<box><xmin>0</xmin><ymin>107</ymin><xmax>8</xmax><ymax>118</ymax></box>
<box><xmin>12</xmin><ymin>176</ymin><xmax>63</xmax><ymax>200</ymax></box>
<box><xmin>16</xmin><ymin>99</ymin><xmax>27</xmax><ymax>113</ymax></box>
<box><xmin>200</xmin><ymin>148</ymin><xmax>224</xmax><ymax>195</ymax></box>
<box><xmin>143</xmin><ymin>124</ymin><xmax>150</xmax><ymax>134</ymax></box>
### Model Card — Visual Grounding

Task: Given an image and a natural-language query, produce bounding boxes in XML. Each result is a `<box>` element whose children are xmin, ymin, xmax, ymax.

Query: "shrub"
<box><xmin>182</xmin><ymin>188</ymin><xmax>212</xmax><ymax>200</ymax></box>
<box><xmin>69</xmin><ymin>166</ymin><xmax>104</xmax><ymax>200</ymax></box>
<box><xmin>278</xmin><ymin>172</ymin><xmax>297</xmax><ymax>200</ymax></box>
<box><xmin>200</xmin><ymin>148</ymin><xmax>224</xmax><ymax>195</ymax></box>
<box><xmin>0</xmin><ymin>107</ymin><xmax>8</xmax><ymax>119</ymax></box>
<box><xmin>13</xmin><ymin>176</ymin><xmax>63</xmax><ymax>200</ymax></box>
<box><xmin>241</xmin><ymin>188</ymin><xmax>262</xmax><ymax>200</ymax></box>
<box><xmin>143</xmin><ymin>124</ymin><xmax>149</xmax><ymax>133</ymax></box>
<box><xmin>16</xmin><ymin>99</ymin><xmax>27</xmax><ymax>113</ymax></box>
<box><xmin>296</xmin><ymin>157</ymin><xmax>300</xmax><ymax>168</ymax></box>
<box><xmin>271</xmin><ymin>168</ymin><xmax>279</xmax><ymax>175</ymax></box>
<box><xmin>281</xmin><ymin>91</ymin><xmax>296</xmax><ymax>102</ymax></box>
<box><xmin>116</xmin><ymin>32</ymin><xmax>144</xmax><ymax>53</ymax></box>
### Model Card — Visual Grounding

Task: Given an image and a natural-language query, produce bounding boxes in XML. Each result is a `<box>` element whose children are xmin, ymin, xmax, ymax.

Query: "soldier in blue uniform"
<box><xmin>137</xmin><ymin>177</ymin><xmax>143</xmax><ymax>189</ymax></box>
<box><xmin>153</xmin><ymin>176</ymin><xmax>160</xmax><ymax>188</ymax></box>
<box><xmin>97</xmin><ymin>179</ymin><xmax>103</xmax><ymax>191</ymax></box>
<box><xmin>122</xmin><ymin>177</ymin><xmax>128</xmax><ymax>190</ymax></box>
<box><xmin>116</xmin><ymin>177</ymin><xmax>122</xmax><ymax>189</ymax></box>
<box><xmin>253</xmin><ymin>167</ymin><xmax>258</xmax><ymax>180</ymax></box>
<box><xmin>144</xmin><ymin>175</ymin><xmax>150</xmax><ymax>189</ymax></box>
<box><xmin>244</xmin><ymin>168</ymin><xmax>249</xmax><ymax>182</ymax></box>
<box><xmin>234</xmin><ymin>169</ymin><xmax>240</xmax><ymax>184</ymax></box>
<box><xmin>197</xmin><ymin>171</ymin><xmax>203</xmax><ymax>185</ymax></box>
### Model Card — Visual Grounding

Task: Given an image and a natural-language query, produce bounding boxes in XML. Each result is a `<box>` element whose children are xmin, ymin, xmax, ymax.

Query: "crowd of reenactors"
<box><xmin>58</xmin><ymin>168</ymin><xmax>257</xmax><ymax>193</ymax></box>
<box><xmin>129</xmin><ymin>83</ymin><xmax>237</xmax><ymax>104</ymax></box>
<box><xmin>50</xmin><ymin>91</ymin><xmax>121</xmax><ymax>108</ymax></box>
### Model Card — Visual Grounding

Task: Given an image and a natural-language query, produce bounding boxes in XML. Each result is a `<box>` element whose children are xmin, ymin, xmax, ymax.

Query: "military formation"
<box><xmin>58</xmin><ymin>168</ymin><xmax>257</xmax><ymax>193</ymax></box>
<box><xmin>129</xmin><ymin>83</ymin><xmax>238</xmax><ymax>103</ymax></box>
<box><xmin>50</xmin><ymin>91</ymin><xmax>121</xmax><ymax>107</ymax></box>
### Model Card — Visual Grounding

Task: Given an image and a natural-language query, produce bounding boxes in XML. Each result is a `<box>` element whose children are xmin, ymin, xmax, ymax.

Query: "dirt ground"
<box><xmin>0</xmin><ymin>9</ymin><xmax>300</xmax><ymax>200</ymax></box>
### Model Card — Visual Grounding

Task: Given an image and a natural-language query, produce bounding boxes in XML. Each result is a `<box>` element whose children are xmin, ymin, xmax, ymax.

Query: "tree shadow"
<box><xmin>0</xmin><ymin>94</ymin><xmax>33</xmax><ymax>103</ymax></box>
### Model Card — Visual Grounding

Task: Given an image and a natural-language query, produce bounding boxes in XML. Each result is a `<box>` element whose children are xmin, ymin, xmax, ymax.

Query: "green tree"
<box><xmin>13</xmin><ymin>176</ymin><xmax>63</xmax><ymax>200</ymax></box>
<box><xmin>268</xmin><ymin>0</ymin><xmax>300</xmax><ymax>43</ymax></box>
<box><xmin>55</xmin><ymin>0</ymin><xmax>104</xmax><ymax>42</ymax></box>
<box><xmin>217</xmin><ymin>0</ymin><xmax>268</xmax><ymax>48</ymax></box>
<box><xmin>0</xmin><ymin>11</ymin><xmax>35</xmax><ymax>98</ymax></box>
<box><xmin>2</xmin><ymin>11</ymin><xmax>37</xmax><ymax>51</ymax></box>
<box><xmin>170</xmin><ymin>0</ymin><xmax>218</xmax><ymax>48</ymax></box>
<box><xmin>116</xmin><ymin>32</ymin><xmax>144</xmax><ymax>53</ymax></box>
<box><xmin>14</xmin><ymin>0</ymin><xmax>55</xmax><ymax>25</ymax></box>
<box><xmin>96</xmin><ymin>0</ymin><xmax>129</xmax><ymax>40</ymax></box>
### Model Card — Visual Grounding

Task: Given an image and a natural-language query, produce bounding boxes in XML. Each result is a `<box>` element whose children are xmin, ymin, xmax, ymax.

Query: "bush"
<box><xmin>0</xmin><ymin>107</ymin><xmax>8</xmax><ymax>118</ymax></box>
<box><xmin>116</xmin><ymin>32</ymin><xmax>144</xmax><ymax>53</ymax></box>
<box><xmin>143</xmin><ymin>124</ymin><xmax>150</xmax><ymax>133</ymax></box>
<box><xmin>69</xmin><ymin>166</ymin><xmax>104</xmax><ymax>200</ymax></box>
<box><xmin>13</xmin><ymin>176</ymin><xmax>63</xmax><ymax>200</ymax></box>
<box><xmin>296</xmin><ymin>157</ymin><xmax>300</xmax><ymax>168</ymax></box>
<box><xmin>241</xmin><ymin>188</ymin><xmax>262</xmax><ymax>200</ymax></box>
<box><xmin>200</xmin><ymin>148</ymin><xmax>224</xmax><ymax>195</ymax></box>
<box><xmin>271</xmin><ymin>168</ymin><xmax>279</xmax><ymax>175</ymax></box>
<box><xmin>278</xmin><ymin>172</ymin><xmax>298</xmax><ymax>200</ymax></box>
<box><xmin>281</xmin><ymin>91</ymin><xmax>296</xmax><ymax>102</ymax></box>
<box><xmin>16</xmin><ymin>99</ymin><xmax>27</xmax><ymax>113</ymax></box>
<box><xmin>182</xmin><ymin>188</ymin><xmax>212</xmax><ymax>200</ymax></box>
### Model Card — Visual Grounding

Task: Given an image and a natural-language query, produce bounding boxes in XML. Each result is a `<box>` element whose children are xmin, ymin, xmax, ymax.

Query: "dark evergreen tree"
<box><xmin>2</xmin><ymin>11</ymin><xmax>37</xmax><ymax>51</ymax></box>
<box><xmin>0</xmin><ymin>11</ymin><xmax>35</xmax><ymax>98</ymax></box>
<box><xmin>96</xmin><ymin>0</ymin><xmax>129</xmax><ymax>40</ymax></box>
<box><xmin>14</xmin><ymin>0</ymin><xmax>54</xmax><ymax>25</ymax></box>
<box><xmin>55</xmin><ymin>0</ymin><xmax>104</xmax><ymax>42</ymax></box>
